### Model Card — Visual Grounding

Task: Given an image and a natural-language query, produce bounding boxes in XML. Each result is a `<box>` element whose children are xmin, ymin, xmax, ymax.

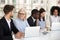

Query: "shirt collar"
<box><xmin>5</xmin><ymin>17</ymin><xmax>11</xmax><ymax>22</ymax></box>
<box><xmin>53</xmin><ymin>15</ymin><xmax>58</xmax><ymax>18</ymax></box>
<box><xmin>32</xmin><ymin>17</ymin><xmax>36</xmax><ymax>22</ymax></box>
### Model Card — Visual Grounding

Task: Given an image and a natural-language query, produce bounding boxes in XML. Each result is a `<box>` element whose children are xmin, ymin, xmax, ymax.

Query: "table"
<box><xmin>13</xmin><ymin>31</ymin><xmax>60</xmax><ymax>40</ymax></box>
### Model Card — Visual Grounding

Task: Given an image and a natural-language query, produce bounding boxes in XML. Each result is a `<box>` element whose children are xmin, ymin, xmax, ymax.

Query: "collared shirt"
<box><xmin>13</xmin><ymin>18</ymin><xmax>29</xmax><ymax>33</ymax></box>
<box><xmin>32</xmin><ymin>17</ymin><xmax>36</xmax><ymax>22</ymax></box>
<box><xmin>5</xmin><ymin>18</ymin><xmax>11</xmax><ymax>29</ymax></box>
<box><xmin>38</xmin><ymin>18</ymin><xmax>46</xmax><ymax>29</ymax></box>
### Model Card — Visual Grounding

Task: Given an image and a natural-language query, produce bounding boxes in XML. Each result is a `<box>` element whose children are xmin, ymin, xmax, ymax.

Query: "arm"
<box><xmin>11</xmin><ymin>19</ymin><xmax>19</xmax><ymax>34</ymax></box>
<box><xmin>0</xmin><ymin>21</ymin><xmax>13</xmax><ymax>40</ymax></box>
<box><xmin>46</xmin><ymin>16</ymin><xmax>51</xmax><ymax>31</ymax></box>
<box><xmin>26</xmin><ymin>20</ymin><xmax>30</xmax><ymax>27</ymax></box>
<box><xmin>11</xmin><ymin>19</ymin><xmax>24</xmax><ymax>39</ymax></box>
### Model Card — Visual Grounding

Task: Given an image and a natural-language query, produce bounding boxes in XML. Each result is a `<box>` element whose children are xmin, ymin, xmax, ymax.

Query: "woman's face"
<box><xmin>18</xmin><ymin>11</ymin><xmax>26</xmax><ymax>20</ymax></box>
<box><xmin>53</xmin><ymin>9</ymin><xmax>58</xmax><ymax>16</ymax></box>
<box><xmin>41</xmin><ymin>12</ymin><xmax>45</xmax><ymax>18</ymax></box>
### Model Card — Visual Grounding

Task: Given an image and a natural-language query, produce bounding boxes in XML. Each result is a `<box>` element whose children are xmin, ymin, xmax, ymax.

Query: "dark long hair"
<box><xmin>39</xmin><ymin>8</ymin><xmax>45</xmax><ymax>21</ymax></box>
<box><xmin>50</xmin><ymin>6</ymin><xmax>60</xmax><ymax>16</ymax></box>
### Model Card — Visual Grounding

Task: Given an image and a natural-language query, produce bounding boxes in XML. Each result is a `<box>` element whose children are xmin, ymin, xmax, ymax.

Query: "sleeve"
<box><xmin>11</xmin><ymin>19</ymin><xmax>19</xmax><ymax>34</ymax></box>
<box><xmin>0</xmin><ymin>21</ymin><xmax>13</xmax><ymax>40</ymax></box>
<box><xmin>27</xmin><ymin>18</ymin><xmax>35</xmax><ymax>26</ymax></box>
<box><xmin>59</xmin><ymin>16</ymin><xmax>60</xmax><ymax>22</ymax></box>
<box><xmin>38</xmin><ymin>21</ymin><xmax>40</xmax><ymax>26</ymax></box>
<box><xmin>13</xmin><ymin>19</ymin><xmax>21</xmax><ymax>32</ymax></box>
<box><xmin>26</xmin><ymin>20</ymin><xmax>30</xmax><ymax>27</ymax></box>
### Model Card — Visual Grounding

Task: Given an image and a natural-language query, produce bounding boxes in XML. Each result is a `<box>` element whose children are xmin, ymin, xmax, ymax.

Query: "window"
<box><xmin>0</xmin><ymin>0</ymin><xmax>5</xmax><ymax>4</ymax></box>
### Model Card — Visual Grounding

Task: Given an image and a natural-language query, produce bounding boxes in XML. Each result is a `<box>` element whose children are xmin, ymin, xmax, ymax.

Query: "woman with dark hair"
<box><xmin>38</xmin><ymin>8</ymin><xmax>46</xmax><ymax>29</ymax></box>
<box><xmin>50</xmin><ymin>6</ymin><xmax>60</xmax><ymax>23</ymax></box>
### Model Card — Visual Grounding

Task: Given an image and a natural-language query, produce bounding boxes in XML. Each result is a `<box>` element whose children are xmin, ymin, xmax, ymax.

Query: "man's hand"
<box><xmin>15</xmin><ymin>32</ymin><xmax>24</xmax><ymax>39</ymax></box>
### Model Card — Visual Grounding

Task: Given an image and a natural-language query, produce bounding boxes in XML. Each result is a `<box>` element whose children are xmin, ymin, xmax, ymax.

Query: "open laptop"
<box><xmin>51</xmin><ymin>22</ymin><xmax>60</xmax><ymax>31</ymax></box>
<box><xmin>25</xmin><ymin>26</ymin><xmax>40</xmax><ymax>38</ymax></box>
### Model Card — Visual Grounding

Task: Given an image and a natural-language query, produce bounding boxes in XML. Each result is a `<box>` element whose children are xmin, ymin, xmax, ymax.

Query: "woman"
<box><xmin>13</xmin><ymin>8</ymin><xmax>29</xmax><ymax>33</ymax></box>
<box><xmin>38</xmin><ymin>8</ymin><xmax>46</xmax><ymax>30</ymax></box>
<box><xmin>50</xmin><ymin>6</ymin><xmax>60</xmax><ymax>23</ymax></box>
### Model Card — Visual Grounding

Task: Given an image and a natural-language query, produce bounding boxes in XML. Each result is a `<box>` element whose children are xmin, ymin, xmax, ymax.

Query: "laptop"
<box><xmin>25</xmin><ymin>26</ymin><xmax>40</xmax><ymax>38</ymax></box>
<box><xmin>51</xmin><ymin>22</ymin><xmax>60</xmax><ymax>31</ymax></box>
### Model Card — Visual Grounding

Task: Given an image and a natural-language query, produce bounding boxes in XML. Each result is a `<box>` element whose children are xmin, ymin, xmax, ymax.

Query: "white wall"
<box><xmin>0</xmin><ymin>0</ymin><xmax>59</xmax><ymax>19</ymax></box>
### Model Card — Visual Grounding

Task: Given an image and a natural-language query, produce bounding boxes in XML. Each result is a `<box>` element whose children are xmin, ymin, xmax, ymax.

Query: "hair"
<box><xmin>50</xmin><ymin>6</ymin><xmax>60</xmax><ymax>16</ymax></box>
<box><xmin>18</xmin><ymin>8</ymin><xmax>26</xmax><ymax>18</ymax></box>
<box><xmin>39</xmin><ymin>8</ymin><xmax>45</xmax><ymax>21</ymax></box>
<box><xmin>3</xmin><ymin>5</ymin><xmax>14</xmax><ymax>14</ymax></box>
<box><xmin>31</xmin><ymin>9</ymin><xmax>39</xmax><ymax>16</ymax></box>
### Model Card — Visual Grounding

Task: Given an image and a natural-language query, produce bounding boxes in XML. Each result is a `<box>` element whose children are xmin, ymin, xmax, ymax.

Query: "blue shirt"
<box><xmin>38</xmin><ymin>19</ymin><xmax>46</xmax><ymax>29</ymax></box>
<box><xmin>13</xmin><ymin>18</ymin><xmax>29</xmax><ymax>33</ymax></box>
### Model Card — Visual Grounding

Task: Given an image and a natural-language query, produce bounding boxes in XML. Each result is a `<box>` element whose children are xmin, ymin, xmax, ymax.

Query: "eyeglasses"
<box><xmin>19</xmin><ymin>13</ymin><xmax>26</xmax><ymax>15</ymax></box>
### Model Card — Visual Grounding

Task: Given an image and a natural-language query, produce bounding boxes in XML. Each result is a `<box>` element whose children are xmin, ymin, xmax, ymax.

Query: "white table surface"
<box><xmin>13</xmin><ymin>31</ymin><xmax>60</xmax><ymax>40</ymax></box>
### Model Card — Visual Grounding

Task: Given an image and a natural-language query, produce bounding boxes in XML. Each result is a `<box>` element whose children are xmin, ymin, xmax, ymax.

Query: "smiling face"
<box><xmin>18</xmin><ymin>9</ymin><xmax>26</xmax><ymax>20</ymax></box>
<box><xmin>41</xmin><ymin>12</ymin><xmax>45</xmax><ymax>18</ymax></box>
<box><xmin>53</xmin><ymin>9</ymin><xmax>58</xmax><ymax>16</ymax></box>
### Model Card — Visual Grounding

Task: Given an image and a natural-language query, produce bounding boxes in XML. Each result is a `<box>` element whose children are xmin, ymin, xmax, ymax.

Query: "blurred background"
<box><xmin>0</xmin><ymin>0</ymin><xmax>60</xmax><ymax>18</ymax></box>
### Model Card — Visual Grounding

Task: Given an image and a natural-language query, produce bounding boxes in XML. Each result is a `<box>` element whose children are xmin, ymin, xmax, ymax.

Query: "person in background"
<box><xmin>38</xmin><ymin>8</ymin><xmax>46</xmax><ymax>30</ymax></box>
<box><xmin>13</xmin><ymin>8</ymin><xmax>29</xmax><ymax>35</ymax></box>
<box><xmin>0</xmin><ymin>5</ymin><xmax>22</xmax><ymax>40</ymax></box>
<box><xmin>27</xmin><ymin>9</ymin><xmax>39</xmax><ymax>26</ymax></box>
<box><xmin>50</xmin><ymin>6</ymin><xmax>60</xmax><ymax>24</ymax></box>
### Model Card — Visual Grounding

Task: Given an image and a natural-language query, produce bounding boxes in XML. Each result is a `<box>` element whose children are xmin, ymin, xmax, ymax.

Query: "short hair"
<box><xmin>3</xmin><ymin>5</ymin><xmax>14</xmax><ymax>14</ymax></box>
<box><xmin>31</xmin><ymin>9</ymin><xmax>39</xmax><ymax>16</ymax></box>
<box><xmin>50</xmin><ymin>6</ymin><xmax>60</xmax><ymax>16</ymax></box>
<box><xmin>39</xmin><ymin>8</ymin><xmax>46</xmax><ymax>21</ymax></box>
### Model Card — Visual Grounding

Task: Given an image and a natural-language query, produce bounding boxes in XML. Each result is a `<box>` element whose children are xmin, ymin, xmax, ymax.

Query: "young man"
<box><xmin>0</xmin><ymin>5</ymin><xmax>22</xmax><ymax>40</ymax></box>
<box><xmin>27</xmin><ymin>9</ymin><xmax>39</xmax><ymax>26</ymax></box>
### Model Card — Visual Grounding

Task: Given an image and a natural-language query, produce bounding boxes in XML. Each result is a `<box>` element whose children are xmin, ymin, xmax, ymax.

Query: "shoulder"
<box><xmin>27</xmin><ymin>16</ymin><xmax>32</xmax><ymax>19</ymax></box>
<box><xmin>58</xmin><ymin>16</ymin><xmax>60</xmax><ymax>20</ymax></box>
<box><xmin>12</xmin><ymin>18</ymin><xmax>19</xmax><ymax>22</ymax></box>
<box><xmin>50</xmin><ymin>15</ymin><xmax>54</xmax><ymax>19</ymax></box>
<box><xmin>58</xmin><ymin>16</ymin><xmax>60</xmax><ymax>18</ymax></box>
<box><xmin>27</xmin><ymin>16</ymin><xmax>32</xmax><ymax>21</ymax></box>
<box><xmin>13</xmin><ymin>18</ymin><xmax>21</xmax><ymax>25</ymax></box>
<box><xmin>25</xmin><ymin>20</ymin><xmax>28</xmax><ymax>22</ymax></box>
<box><xmin>0</xmin><ymin>17</ymin><xmax>5</xmax><ymax>20</ymax></box>
<box><xmin>0</xmin><ymin>17</ymin><xmax>5</xmax><ymax>26</ymax></box>
<box><xmin>0</xmin><ymin>17</ymin><xmax>6</xmax><ymax>23</ymax></box>
<box><xmin>50</xmin><ymin>15</ymin><xmax>53</xmax><ymax>17</ymax></box>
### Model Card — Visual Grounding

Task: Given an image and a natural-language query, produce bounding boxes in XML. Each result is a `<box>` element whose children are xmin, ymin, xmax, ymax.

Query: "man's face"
<box><xmin>35</xmin><ymin>13</ymin><xmax>39</xmax><ymax>19</ymax></box>
<box><xmin>9</xmin><ymin>10</ymin><xmax>13</xmax><ymax>18</ymax></box>
<box><xmin>33</xmin><ymin>13</ymin><xmax>39</xmax><ymax>19</ymax></box>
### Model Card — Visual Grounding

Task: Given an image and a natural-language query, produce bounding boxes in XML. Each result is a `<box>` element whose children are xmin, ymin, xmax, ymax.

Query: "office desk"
<box><xmin>13</xmin><ymin>31</ymin><xmax>60</xmax><ymax>40</ymax></box>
